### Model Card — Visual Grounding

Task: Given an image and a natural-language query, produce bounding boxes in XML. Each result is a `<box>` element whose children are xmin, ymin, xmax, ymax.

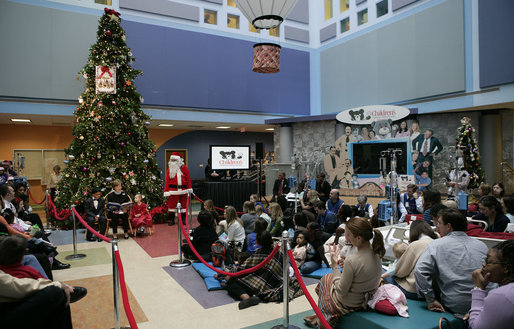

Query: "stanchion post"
<box><xmin>45</xmin><ymin>190</ymin><xmax>50</xmax><ymax>230</ymax></box>
<box><xmin>271</xmin><ymin>231</ymin><xmax>299</xmax><ymax>329</ymax></box>
<box><xmin>170</xmin><ymin>202</ymin><xmax>191</xmax><ymax>268</ymax></box>
<box><xmin>112</xmin><ymin>239</ymin><xmax>121</xmax><ymax>329</ymax></box>
<box><xmin>65</xmin><ymin>206</ymin><xmax>86</xmax><ymax>260</ymax></box>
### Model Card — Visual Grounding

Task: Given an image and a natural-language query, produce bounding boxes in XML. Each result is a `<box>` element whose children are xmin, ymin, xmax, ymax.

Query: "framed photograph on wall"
<box><xmin>164</xmin><ymin>149</ymin><xmax>188</xmax><ymax>174</ymax></box>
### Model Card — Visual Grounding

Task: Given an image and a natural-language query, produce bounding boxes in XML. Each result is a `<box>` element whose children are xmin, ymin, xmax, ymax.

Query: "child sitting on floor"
<box><xmin>292</xmin><ymin>232</ymin><xmax>308</xmax><ymax>268</ymax></box>
<box><xmin>381</xmin><ymin>241</ymin><xmax>408</xmax><ymax>279</ymax></box>
<box><xmin>130</xmin><ymin>193</ymin><xmax>152</xmax><ymax>236</ymax></box>
<box><xmin>0</xmin><ymin>235</ymin><xmax>45</xmax><ymax>279</ymax></box>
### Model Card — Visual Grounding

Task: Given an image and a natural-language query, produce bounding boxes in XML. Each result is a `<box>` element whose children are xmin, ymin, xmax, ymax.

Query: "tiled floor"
<box><xmin>48</xmin><ymin>216</ymin><xmax>319</xmax><ymax>329</ymax></box>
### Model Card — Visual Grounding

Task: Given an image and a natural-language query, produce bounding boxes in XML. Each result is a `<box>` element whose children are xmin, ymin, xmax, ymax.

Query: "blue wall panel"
<box><xmin>478</xmin><ymin>0</ymin><xmax>514</xmax><ymax>88</ymax></box>
<box><xmin>156</xmin><ymin>131</ymin><xmax>274</xmax><ymax>179</ymax></box>
<box><xmin>122</xmin><ymin>20</ymin><xmax>310</xmax><ymax>115</ymax></box>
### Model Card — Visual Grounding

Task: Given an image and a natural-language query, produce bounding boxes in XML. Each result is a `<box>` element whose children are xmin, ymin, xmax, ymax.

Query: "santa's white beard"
<box><xmin>169</xmin><ymin>161</ymin><xmax>180</xmax><ymax>178</ymax></box>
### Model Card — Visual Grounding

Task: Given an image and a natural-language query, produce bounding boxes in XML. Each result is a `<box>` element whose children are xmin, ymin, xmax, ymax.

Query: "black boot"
<box><xmin>167</xmin><ymin>212</ymin><xmax>175</xmax><ymax>226</ymax></box>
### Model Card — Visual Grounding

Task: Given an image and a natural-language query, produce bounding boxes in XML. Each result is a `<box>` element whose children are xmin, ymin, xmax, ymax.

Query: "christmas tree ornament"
<box><xmin>69</xmin><ymin>155</ymin><xmax>75</xmax><ymax>160</ymax></box>
<box><xmin>105</xmin><ymin>30</ymin><xmax>112</xmax><ymax>36</ymax></box>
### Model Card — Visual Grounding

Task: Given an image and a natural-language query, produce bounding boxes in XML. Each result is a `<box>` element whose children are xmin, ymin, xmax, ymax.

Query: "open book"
<box><xmin>107</xmin><ymin>202</ymin><xmax>132</xmax><ymax>213</ymax></box>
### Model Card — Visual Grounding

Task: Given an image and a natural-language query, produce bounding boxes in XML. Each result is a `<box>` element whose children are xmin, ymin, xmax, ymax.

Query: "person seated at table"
<box><xmin>84</xmin><ymin>187</ymin><xmax>106</xmax><ymax>242</ymax></box>
<box><xmin>472</xmin><ymin>195</ymin><xmax>510</xmax><ymax>233</ymax></box>
<box><xmin>356</xmin><ymin>195</ymin><xmax>374</xmax><ymax>219</ymax></box>
<box><xmin>105</xmin><ymin>180</ymin><xmax>132</xmax><ymax>240</ymax></box>
<box><xmin>398</xmin><ymin>184</ymin><xmax>423</xmax><ymax>222</ymax></box>
<box><xmin>182</xmin><ymin>210</ymin><xmax>218</xmax><ymax>261</ymax></box>
<box><xmin>304</xmin><ymin>217</ymin><xmax>385</xmax><ymax>328</ymax></box>
<box><xmin>468</xmin><ymin>239</ymin><xmax>514</xmax><ymax>329</ymax></box>
<box><xmin>415</xmin><ymin>208</ymin><xmax>488</xmax><ymax>317</ymax></box>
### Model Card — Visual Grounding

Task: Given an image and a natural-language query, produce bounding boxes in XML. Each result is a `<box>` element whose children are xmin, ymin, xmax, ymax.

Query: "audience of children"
<box><xmin>182</xmin><ymin>210</ymin><xmax>218</xmax><ymax>261</ymax></box>
<box><xmin>292</xmin><ymin>231</ymin><xmax>308</xmax><ymax>268</ymax></box>
<box><xmin>267</xmin><ymin>202</ymin><xmax>284</xmax><ymax>237</ymax></box>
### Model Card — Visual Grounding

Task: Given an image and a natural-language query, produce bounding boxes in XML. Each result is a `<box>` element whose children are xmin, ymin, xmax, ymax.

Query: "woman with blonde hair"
<box><xmin>409</xmin><ymin>120</ymin><xmax>421</xmax><ymax>149</ymax></box>
<box><xmin>223</xmin><ymin>206</ymin><xmax>245</xmax><ymax>251</ymax></box>
<box><xmin>304</xmin><ymin>217</ymin><xmax>385</xmax><ymax>327</ymax></box>
<box><xmin>267</xmin><ymin>203</ymin><xmax>284</xmax><ymax>237</ymax></box>
<box><xmin>301</xmin><ymin>190</ymin><xmax>319</xmax><ymax>222</ymax></box>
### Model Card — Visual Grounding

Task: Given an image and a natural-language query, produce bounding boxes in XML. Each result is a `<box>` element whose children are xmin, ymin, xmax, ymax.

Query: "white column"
<box><xmin>278</xmin><ymin>125</ymin><xmax>293</xmax><ymax>163</ymax></box>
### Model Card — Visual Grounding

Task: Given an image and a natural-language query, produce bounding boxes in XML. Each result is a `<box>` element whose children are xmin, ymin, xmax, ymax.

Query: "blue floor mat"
<box><xmin>191</xmin><ymin>262</ymin><xmax>225</xmax><ymax>291</ymax></box>
<box><xmin>302</xmin><ymin>264</ymin><xmax>339</xmax><ymax>279</ymax></box>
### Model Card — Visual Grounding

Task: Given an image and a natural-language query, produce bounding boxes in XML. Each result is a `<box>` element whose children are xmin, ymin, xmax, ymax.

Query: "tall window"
<box><xmin>357</xmin><ymin>9</ymin><xmax>368</xmax><ymax>25</ymax></box>
<box><xmin>340</xmin><ymin>0</ymin><xmax>349</xmax><ymax>13</ymax></box>
<box><xmin>227</xmin><ymin>0</ymin><xmax>237</xmax><ymax>7</ymax></box>
<box><xmin>204</xmin><ymin>9</ymin><xmax>217</xmax><ymax>25</ymax></box>
<box><xmin>376</xmin><ymin>0</ymin><xmax>388</xmax><ymax>17</ymax></box>
<box><xmin>340</xmin><ymin>17</ymin><xmax>350</xmax><ymax>33</ymax></box>
<box><xmin>227</xmin><ymin>14</ymin><xmax>239</xmax><ymax>29</ymax></box>
<box><xmin>325</xmin><ymin>0</ymin><xmax>333</xmax><ymax>20</ymax></box>
<box><xmin>269</xmin><ymin>26</ymin><xmax>280</xmax><ymax>37</ymax></box>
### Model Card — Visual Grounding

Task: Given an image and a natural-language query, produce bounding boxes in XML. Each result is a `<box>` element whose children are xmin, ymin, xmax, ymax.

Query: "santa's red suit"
<box><xmin>164</xmin><ymin>153</ymin><xmax>192</xmax><ymax>214</ymax></box>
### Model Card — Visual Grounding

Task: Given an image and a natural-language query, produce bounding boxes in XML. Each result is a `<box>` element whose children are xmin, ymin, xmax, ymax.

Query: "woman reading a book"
<box><xmin>105</xmin><ymin>180</ymin><xmax>132</xmax><ymax>239</ymax></box>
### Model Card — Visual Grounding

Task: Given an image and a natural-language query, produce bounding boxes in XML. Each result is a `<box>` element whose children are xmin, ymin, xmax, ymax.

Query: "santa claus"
<box><xmin>164</xmin><ymin>152</ymin><xmax>192</xmax><ymax>225</ymax></box>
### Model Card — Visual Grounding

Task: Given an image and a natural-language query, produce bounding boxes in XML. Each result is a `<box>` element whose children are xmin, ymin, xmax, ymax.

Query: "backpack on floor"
<box><xmin>211</xmin><ymin>240</ymin><xmax>227</xmax><ymax>267</ymax></box>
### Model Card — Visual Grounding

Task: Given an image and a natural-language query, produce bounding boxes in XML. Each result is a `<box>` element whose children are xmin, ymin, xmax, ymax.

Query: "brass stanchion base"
<box><xmin>271</xmin><ymin>325</ymin><xmax>300</xmax><ymax>329</ymax></box>
<box><xmin>65</xmin><ymin>253</ymin><xmax>87</xmax><ymax>260</ymax></box>
<box><xmin>110</xmin><ymin>326</ymin><xmax>131</xmax><ymax>329</ymax></box>
<box><xmin>169</xmin><ymin>259</ymin><xmax>191</xmax><ymax>268</ymax></box>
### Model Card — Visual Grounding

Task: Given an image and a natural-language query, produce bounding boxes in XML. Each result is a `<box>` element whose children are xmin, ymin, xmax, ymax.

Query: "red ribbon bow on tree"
<box><xmin>104</xmin><ymin>8</ymin><xmax>121</xmax><ymax>17</ymax></box>
<box><xmin>98</xmin><ymin>66</ymin><xmax>112</xmax><ymax>79</ymax></box>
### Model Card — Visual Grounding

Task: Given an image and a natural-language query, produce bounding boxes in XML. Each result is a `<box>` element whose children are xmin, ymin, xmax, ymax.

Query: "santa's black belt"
<box><xmin>168</xmin><ymin>184</ymin><xmax>187</xmax><ymax>188</ymax></box>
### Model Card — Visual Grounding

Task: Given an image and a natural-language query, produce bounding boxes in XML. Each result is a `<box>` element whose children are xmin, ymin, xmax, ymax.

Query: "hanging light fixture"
<box><xmin>253</xmin><ymin>43</ymin><xmax>281</xmax><ymax>73</ymax></box>
<box><xmin>234</xmin><ymin>0</ymin><xmax>298</xmax><ymax>29</ymax></box>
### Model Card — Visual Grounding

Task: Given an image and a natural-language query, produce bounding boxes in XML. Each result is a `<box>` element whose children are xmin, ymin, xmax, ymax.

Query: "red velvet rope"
<box><xmin>114</xmin><ymin>250</ymin><xmax>139</xmax><ymax>329</ymax></box>
<box><xmin>28</xmin><ymin>190</ymin><xmax>46</xmax><ymax>205</ymax></box>
<box><xmin>178</xmin><ymin>200</ymin><xmax>280</xmax><ymax>277</ymax></box>
<box><xmin>287</xmin><ymin>249</ymin><xmax>332</xmax><ymax>329</ymax></box>
<box><xmin>72</xmin><ymin>207</ymin><xmax>111</xmax><ymax>243</ymax></box>
<box><xmin>192</xmin><ymin>193</ymin><xmax>244</xmax><ymax>215</ymax></box>
<box><xmin>47</xmin><ymin>197</ymin><xmax>72</xmax><ymax>221</ymax></box>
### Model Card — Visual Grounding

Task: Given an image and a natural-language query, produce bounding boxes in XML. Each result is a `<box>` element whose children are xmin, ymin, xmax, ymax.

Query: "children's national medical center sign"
<box><xmin>336</xmin><ymin>105</ymin><xmax>410</xmax><ymax>125</ymax></box>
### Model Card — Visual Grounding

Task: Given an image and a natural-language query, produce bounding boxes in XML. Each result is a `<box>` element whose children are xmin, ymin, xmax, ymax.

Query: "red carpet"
<box><xmin>133</xmin><ymin>219</ymin><xmax>198</xmax><ymax>258</ymax></box>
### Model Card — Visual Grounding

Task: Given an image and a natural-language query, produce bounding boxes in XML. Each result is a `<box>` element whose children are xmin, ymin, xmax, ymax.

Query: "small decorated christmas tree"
<box><xmin>55</xmin><ymin>8</ymin><xmax>163</xmax><ymax>211</ymax></box>
<box><xmin>455</xmin><ymin>117</ymin><xmax>484</xmax><ymax>189</ymax></box>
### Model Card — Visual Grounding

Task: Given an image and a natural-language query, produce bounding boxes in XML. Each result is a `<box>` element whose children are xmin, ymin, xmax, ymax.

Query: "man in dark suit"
<box><xmin>272</xmin><ymin>172</ymin><xmax>289</xmax><ymax>202</ymax></box>
<box><xmin>84</xmin><ymin>187</ymin><xmax>106</xmax><ymax>242</ymax></box>
<box><xmin>413</xmin><ymin>129</ymin><xmax>443</xmax><ymax>178</ymax></box>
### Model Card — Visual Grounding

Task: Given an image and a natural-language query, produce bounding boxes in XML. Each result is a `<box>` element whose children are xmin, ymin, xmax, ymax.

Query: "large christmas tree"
<box><xmin>56</xmin><ymin>8</ymin><xmax>163</xmax><ymax>210</ymax></box>
<box><xmin>456</xmin><ymin>117</ymin><xmax>484</xmax><ymax>189</ymax></box>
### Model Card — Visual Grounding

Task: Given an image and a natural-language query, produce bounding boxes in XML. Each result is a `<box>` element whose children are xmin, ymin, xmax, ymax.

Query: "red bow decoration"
<box><xmin>104</xmin><ymin>8</ymin><xmax>121</xmax><ymax>17</ymax></box>
<box><xmin>98</xmin><ymin>66</ymin><xmax>112</xmax><ymax>79</ymax></box>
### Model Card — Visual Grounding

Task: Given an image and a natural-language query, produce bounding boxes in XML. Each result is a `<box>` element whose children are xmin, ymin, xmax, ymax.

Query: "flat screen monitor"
<box><xmin>351</xmin><ymin>141</ymin><xmax>409</xmax><ymax>175</ymax></box>
<box><xmin>210</xmin><ymin>145</ymin><xmax>250</xmax><ymax>170</ymax></box>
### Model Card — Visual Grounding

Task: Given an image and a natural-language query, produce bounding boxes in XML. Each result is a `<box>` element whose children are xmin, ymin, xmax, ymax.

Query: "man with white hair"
<box><xmin>164</xmin><ymin>153</ymin><xmax>192</xmax><ymax>225</ymax></box>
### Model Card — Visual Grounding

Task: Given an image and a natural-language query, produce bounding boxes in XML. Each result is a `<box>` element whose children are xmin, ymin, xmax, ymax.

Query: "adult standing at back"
<box><xmin>315</xmin><ymin>173</ymin><xmax>331</xmax><ymax>203</ymax></box>
<box><xmin>272</xmin><ymin>172</ymin><xmax>289</xmax><ymax>202</ymax></box>
<box><xmin>415</xmin><ymin>208</ymin><xmax>488</xmax><ymax>317</ymax></box>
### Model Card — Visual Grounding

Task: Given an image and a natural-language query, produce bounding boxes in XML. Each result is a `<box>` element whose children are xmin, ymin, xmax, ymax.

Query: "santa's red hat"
<box><xmin>170</xmin><ymin>152</ymin><xmax>183</xmax><ymax>161</ymax></box>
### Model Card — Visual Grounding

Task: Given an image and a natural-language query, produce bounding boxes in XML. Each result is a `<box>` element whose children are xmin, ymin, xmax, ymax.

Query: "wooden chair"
<box><xmin>105</xmin><ymin>210</ymin><xmax>134</xmax><ymax>237</ymax></box>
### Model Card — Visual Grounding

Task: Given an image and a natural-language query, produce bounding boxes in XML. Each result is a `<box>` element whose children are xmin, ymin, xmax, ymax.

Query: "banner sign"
<box><xmin>210</xmin><ymin>145</ymin><xmax>250</xmax><ymax>170</ymax></box>
<box><xmin>336</xmin><ymin>105</ymin><xmax>410</xmax><ymax>125</ymax></box>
